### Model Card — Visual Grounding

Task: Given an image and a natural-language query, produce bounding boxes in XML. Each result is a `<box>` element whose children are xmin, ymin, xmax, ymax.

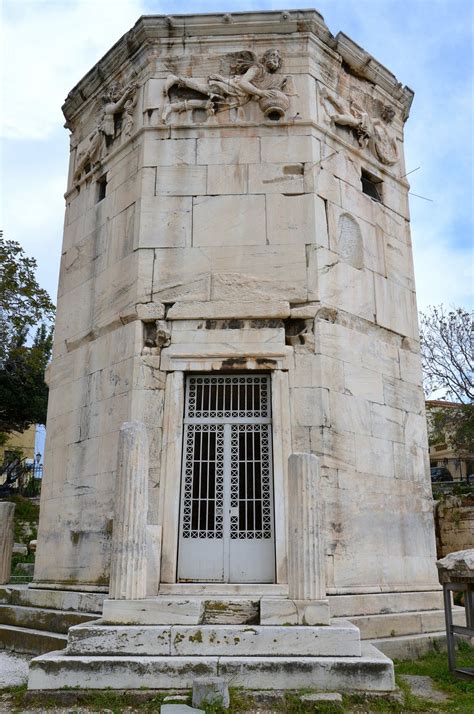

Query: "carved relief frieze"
<box><xmin>73</xmin><ymin>77</ymin><xmax>138</xmax><ymax>183</ymax></box>
<box><xmin>161</xmin><ymin>48</ymin><xmax>296</xmax><ymax>124</ymax></box>
<box><xmin>319</xmin><ymin>84</ymin><xmax>399</xmax><ymax>166</ymax></box>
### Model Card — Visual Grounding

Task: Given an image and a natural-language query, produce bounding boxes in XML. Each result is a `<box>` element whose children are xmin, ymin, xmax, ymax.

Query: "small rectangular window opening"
<box><xmin>97</xmin><ymin>175</ymin><xmax>107</xmax><ymax>203</ymax></box>
<box><xmin>361</xmin><ymin>169</ymin><xmax>382</xmax><ymax>203</ymax></box>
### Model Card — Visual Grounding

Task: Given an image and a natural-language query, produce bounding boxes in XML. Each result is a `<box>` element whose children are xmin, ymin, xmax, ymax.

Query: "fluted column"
<box><xmin>0</xmin><ymin>502</ymin><xmax>15</xmax><ymax>585</ymax></box>
<box><xmin>109</xmin><ymin>421</ymin><xmax>149</xmax><ymax>599</ymax></box>
<box><xmin>287</xmin><ymin>452</ymin><xmax>326</xmax><ymax>600</ymax></box>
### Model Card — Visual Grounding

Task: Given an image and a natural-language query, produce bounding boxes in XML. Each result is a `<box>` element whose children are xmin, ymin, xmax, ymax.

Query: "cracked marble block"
<box><xmin>34</xmin><ymin>10</ymin><xmax>438</xmax><ymax>614</ymax></box>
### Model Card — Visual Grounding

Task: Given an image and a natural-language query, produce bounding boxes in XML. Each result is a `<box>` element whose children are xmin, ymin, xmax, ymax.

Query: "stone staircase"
<box><xmin>2</xmin><ymin>585</ymin><xmax>464</xmax><ymax>665</ymax></box>
<box><xmin>328</xmin><ymin>590</ymin><xmax>466</xmax><ymax>659</ymax></box>
<box><xmin>0</xmin><ymin>585</ymin><xmax>104</xmax><ymax>655</ymax></box>
<box><xmin>28</xmin><ymin>595</ymin><xmax>395</xmax><ymax>692</ymax></box>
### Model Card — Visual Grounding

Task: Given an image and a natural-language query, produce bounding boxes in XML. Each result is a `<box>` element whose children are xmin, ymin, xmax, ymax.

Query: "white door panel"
<box><xmin>178</xmin><ymin>374</ymin><xmax>275</xmax><ymax>583</ymax></box>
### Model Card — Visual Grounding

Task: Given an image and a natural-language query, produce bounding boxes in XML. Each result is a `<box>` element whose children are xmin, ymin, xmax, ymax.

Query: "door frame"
<box><xmin>158</xmin><ymin>352</ymin><xmax>292</xmax><ymax>586</ymax></box>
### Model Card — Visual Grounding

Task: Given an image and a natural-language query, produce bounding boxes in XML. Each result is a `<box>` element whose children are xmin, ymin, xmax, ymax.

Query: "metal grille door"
<box><xmin>178</xmin><ymin>374</ymin><xmax>275</xmax><ymax>583</ymax></box>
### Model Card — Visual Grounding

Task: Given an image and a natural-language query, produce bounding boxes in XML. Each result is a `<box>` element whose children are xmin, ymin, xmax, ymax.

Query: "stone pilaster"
<box><xmin>109</xmin><ymin>421</ymin><xmax>149</xmax><ymax>599</ymax></box>
<box><xmin>0</xmin><ymin>502</ymin><xmax>15</xmax><ymax>585</ymax></box>
<box><xmin>287</xmin><ymin>453</ymin><xmax>326</xmax><ymax>601</ymax></box>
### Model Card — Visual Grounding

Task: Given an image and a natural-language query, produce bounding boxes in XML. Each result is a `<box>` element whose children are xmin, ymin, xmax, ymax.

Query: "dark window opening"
<box><xmin>97</xmin><ymin>175</ymin><xmax>107</xmax><ymax>203</ymax></box>
<box><xmin>114</xmin><ymin>112</ymin><xmax>123</xmax><ymax>136</ymax></box>
<box><xmin>361</xmin><ymin>169</ymin><xmax>383</xmax><ymax>203</ymax></box>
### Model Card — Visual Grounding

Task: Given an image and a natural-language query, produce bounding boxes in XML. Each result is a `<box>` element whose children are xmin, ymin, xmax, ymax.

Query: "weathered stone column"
<box><xmin>0</xmin><ymin>502</ymin><xmax>15</xmax><ymax>585</ymax></box>
<box><xmin>288</xmin><ymin>453</ymin><xmax>326</xmax><ymax>601</ymax></box>
<box><xmin>109</xmin><ymin>421</ymin><xmax>149</xmax><ymax>599</ymax></box>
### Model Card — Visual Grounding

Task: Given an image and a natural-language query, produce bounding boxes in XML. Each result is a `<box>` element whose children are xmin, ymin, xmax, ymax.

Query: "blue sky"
<box><xmin>1</xmin><ymin>0</ymin><xmax>473</xmax><ymax>312</ymax></box>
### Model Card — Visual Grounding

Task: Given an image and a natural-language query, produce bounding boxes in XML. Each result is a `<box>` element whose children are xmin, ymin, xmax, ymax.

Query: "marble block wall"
<box><xmin>34</xmin><ymin>10</ymin><xmax>438</xmax><ymax>596</ymax></box>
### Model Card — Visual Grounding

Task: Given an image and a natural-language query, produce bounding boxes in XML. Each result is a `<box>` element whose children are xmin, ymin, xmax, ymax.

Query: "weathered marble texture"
<box><xmin>109</xmin><ymin>421</ymin><xmax>149</xmax><ymax>599</ymax></box>
<box><xmin>288</xmin><ymin>453</ymin><xmax>326</xmax><ymax>601</ymax></box>
<box><xmin>34</xmin><ymin>10</ymin><xmax>438</xmax><ymax>606</ymax></box>
<box><xmin>0</xmin><ymin>503</ymin><xmax>15</xmax><ymax>584</ymax></box>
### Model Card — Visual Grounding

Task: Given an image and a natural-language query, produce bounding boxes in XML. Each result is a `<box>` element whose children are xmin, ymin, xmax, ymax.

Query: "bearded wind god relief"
<box><xmin>162</xmin><ymin>48</ymin><xmax>295</xmax><ymax>124</ymax></box>
<box><xmin>319</xmin><ymin>84</ymin><xmax>399</xmax><ymax>166</ymax></box>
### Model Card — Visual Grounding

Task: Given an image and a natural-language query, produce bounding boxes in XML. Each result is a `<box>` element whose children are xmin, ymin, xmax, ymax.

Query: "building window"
<box><xmin>97</xmin><ymin>175</ymin><xmax>107</xmax><ymax>202</ymax></box>
<box><xmin>361</xmin><ymin>169</ymin><xmax>382</xmax><ymax>203</ymax></box>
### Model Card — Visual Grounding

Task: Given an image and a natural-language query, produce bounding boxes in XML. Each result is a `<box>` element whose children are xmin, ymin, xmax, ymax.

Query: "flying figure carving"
<box><xmin>162</xmin><ymin>49</ymin><xmax>294</xmax><ymax>123</ymax></box>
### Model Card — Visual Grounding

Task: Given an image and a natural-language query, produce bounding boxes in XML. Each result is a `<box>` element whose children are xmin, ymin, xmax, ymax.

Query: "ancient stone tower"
<box><xmin>34</xmin><ymin>9</ymin><xmax>439</xmax><ymax>627</ymax></box>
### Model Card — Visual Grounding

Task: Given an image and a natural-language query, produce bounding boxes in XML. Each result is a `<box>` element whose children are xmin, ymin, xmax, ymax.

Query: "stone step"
<box><xmin>370</xmin><ymin>632</ymin><xmax>447</xmax><ymax>661</ymax></box>
<box><xmin>28</xmin><ymin>642</ymin><xmax>394</xmax><ymax>692</ymax></box>
<box><xmin>328</xmin><ymin>590</ymin><xmax>444</xmax><ymax>617</ymax></box>
<box><xmin>66</xmin><ymin>620</ymin><xmax>361</xmax><ymax>657</ymax></box>
<box><xmin>0</xmin><ymin>604</ymin><xmax>97</xmax><ymax>634</ymax></box>
<box><xmin>158</xmin><ymin>584</ymin><xmax>288</xmax><ymax>597</ymax></box>
<box><xmin>102</xmin><ymin>597</ymin><xmax>264</xmax><ymax>625</ymax></box>
<box><xmin>0</xmin><ymin>586</ymin><xmax>104</xmax><ymax>614</ymax></box>
<box><xmin>0</xmin><ymin>624</ymin><xmax>67</xmax><ymax>655</ymax></box>
<box><xmin>345</xmin><ymin>608</ymin><xmax>464</xmax><ymax>640</ymax></box>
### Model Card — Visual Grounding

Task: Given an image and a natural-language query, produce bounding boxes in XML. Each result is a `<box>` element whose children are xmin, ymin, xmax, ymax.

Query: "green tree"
<box><xmin>0</xmin><ymin>234</ymin><xmax>55</xmax><ymax>366</ymax></box>
<box><xmin>420</xmin><ymin>305</ymin><xmax>473</xmax><ymax>457</ymax></box>
<box><xmin>427</xmin><ymin>403</ymin><xmax>474</xmax><ymax>455</ymax></box>
<box><xmin>0</xmin><ymin>234</ymin><xmax>55</xmax><ymax>433</ymax></box>
<box><xmin>419</xmin><ymin>305</ymin><xmax>473</xmax><ymax>402</ymax></box>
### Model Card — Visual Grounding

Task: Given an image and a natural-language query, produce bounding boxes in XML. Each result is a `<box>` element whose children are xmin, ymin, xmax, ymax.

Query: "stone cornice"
<box><xmin>62</xmin><ymin>10</ymin><xmax>414</xmax><ymax>123</ymax></box>
<box><xmin>334</xmin><ymin>33</ymin><xmax>413</xmax><ymax>119</ymax></box>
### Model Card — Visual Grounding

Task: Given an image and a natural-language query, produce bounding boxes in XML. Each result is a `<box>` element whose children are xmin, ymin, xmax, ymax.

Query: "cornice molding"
<box><xmin>62</xmin><ymin>10</ymin><xmax>414</xmax><ymax>123</ymax></box>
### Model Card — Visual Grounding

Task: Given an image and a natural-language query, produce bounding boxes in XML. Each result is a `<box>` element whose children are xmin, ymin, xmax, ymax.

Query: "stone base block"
<box><xmin>102</xmin><ymin>598</ymin><xmax>202</xmax><ymax>625</ymax></box>
<box><xmin>0</xmin><ymin>586</ymin><xmax>104</xmax><ymax>614</ymax></box>
<box><xmin>66</xmin><ymin>620</ymin><xmax>361</xmax><ymax>657</ymax></box>
<box><xmin>28</xmin><ymin>643</ymin><xmax>394</xmax><ymax>692</ymax></box>
<box><xmin>192</xmin><ymin>677</ymin><xmax>230</xmax><ymax>709</ymax></box>
<box><xmin>0</xmin><ymin>624</ymin><xmax>67</xmax><ymax>655</ymax></box>
<box><xmin>344</xmin><ymin>607</ymin><xmax>465</xmax><ymax>639</ymax></box>
<box><xmin>371</xmin><ymin>632</ymin><xmax>448</xmax><ymax>661</ymax></box>
<box><xmin>0</xmin><ymin>604</ymin><xmax>96</xmax><ymax>634</ymax></box>
<box><xmin>328</xmin><ymin>590</ymin><xmax>444</xmax><ymax>618</ymax></box>
<box><xmin>260</xmin><ymin>598</ymin><xmax>330</xmax><ymax>625</ymax></box>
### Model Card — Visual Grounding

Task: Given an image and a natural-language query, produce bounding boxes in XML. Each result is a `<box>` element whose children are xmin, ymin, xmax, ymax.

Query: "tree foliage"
<box><xmin>421</xmin><ymin>305</ymin><xmax>473</xmax><ymax>457</ymax></box>
<box><xmin>0</xmin><ymin>234</ymin><xmax>55</xmax><ymax>366</ymax></box>
<box><xmin>419</xmin><ymin>305</ymin><xmax>473</xmax><ymax>402</ymax></box>
<box><xmin>0</xmin><ymin>234</ymin><xmax>55</xmax><ymax>432</ymax></box>
<box><xmin>427</xmin><ymin>402</ymin><xmax>474</xmax><ymax>455</ymax></box>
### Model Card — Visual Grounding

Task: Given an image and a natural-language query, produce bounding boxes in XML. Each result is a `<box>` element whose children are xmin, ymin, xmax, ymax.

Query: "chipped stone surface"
<box><xmin>192</xmin><ymin>677</ymin><xmax>229</xmax><ymax>709</ymax></box>
<box><xmin>28</xmin><ymin>643</ymin><xmax>394</xmax><ymax>692</ymax></box>
<box><xmin>437</xmin><ymin>548</ymin><xmax>474</xmax><ymax>583</ymax></box>
<box><xmin>0</xmin><ymin>504</ymin><xmax>15</xmax><ymax>585</ymax></box>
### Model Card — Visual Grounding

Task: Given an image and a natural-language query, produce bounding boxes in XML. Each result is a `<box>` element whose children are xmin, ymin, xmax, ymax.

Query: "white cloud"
<box><xmin>2</xmin><ymin>0</ymin><xmax>146</xmax><ymax>140</ymax></box>
<box><xmin>1</xmin><ymin>0</ymin><xmax>472</xmax><ymax>315</ymax></box>
<box><xmin>413</xmin><ymin>233</ymin><xmax>473</xmax><ymax>312</ymax></box>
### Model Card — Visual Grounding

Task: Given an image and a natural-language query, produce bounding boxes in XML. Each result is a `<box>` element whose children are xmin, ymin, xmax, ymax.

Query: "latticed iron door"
<box><xmin>178</xmin><ymin>374</ymin><xmax>275</xmax><ymax>583</ymax></box>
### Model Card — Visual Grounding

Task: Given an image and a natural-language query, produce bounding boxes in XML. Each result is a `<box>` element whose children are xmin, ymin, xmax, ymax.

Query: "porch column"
<box><xmin>159</xmin><ymin>370</ymin><xmax>184</xmax><ymax>583</ymax></box>
<box><xmin>287</xmin><ymin>452</ymin><xmax>326</xmax><ymax>600</ymax></box>
<box><xmin>0</xmin><ymin>502</ymin><xmax>15</xmax><ymax>585</ymax></box>
<box><xmin>109</xmin><ymin>421</ymin><xmax>149</xmax><ymax>599</ymax></box>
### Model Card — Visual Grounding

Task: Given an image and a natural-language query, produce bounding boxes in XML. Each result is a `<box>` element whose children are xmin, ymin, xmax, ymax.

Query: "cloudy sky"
<box><xmin>1</xmin><ymin>0</ymin><xmax>473</xmax><ymax>313</ymax></box>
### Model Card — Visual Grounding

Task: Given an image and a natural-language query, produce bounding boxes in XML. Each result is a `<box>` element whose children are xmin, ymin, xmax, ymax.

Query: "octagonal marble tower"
<box><xmin>34</xmin><ymin>10</ymin><xmax>439</xmax><ymax>614</ymax></box>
